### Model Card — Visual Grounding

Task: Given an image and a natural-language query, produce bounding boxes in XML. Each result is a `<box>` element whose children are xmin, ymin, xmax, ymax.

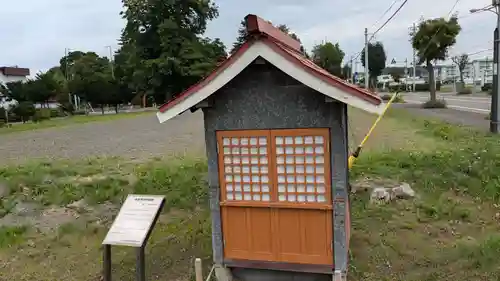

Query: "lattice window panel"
<box><xmin>273</xmin><ymin>131</ymin><xmax>330</xmax><ymax>204</ymax></box>
<box><xmin>220</xmin><ymin>135</ymin><xmax>271</xmax><ymax>202</ymax></box>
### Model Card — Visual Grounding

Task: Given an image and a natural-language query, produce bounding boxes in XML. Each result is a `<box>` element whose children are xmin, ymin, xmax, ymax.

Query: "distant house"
<box><xmin>0</xmin><ymin>66</ymin><xmax>30</xmax><ymax>84</ymax></box>
<box><xmin>0</xmin><ymin>66</ymin><xmax>30</xmax><ymax>109</ymax></box>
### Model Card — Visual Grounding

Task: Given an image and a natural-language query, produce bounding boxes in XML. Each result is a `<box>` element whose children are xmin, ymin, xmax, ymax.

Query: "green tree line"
<box><xmin>1</xmin><ymin>0</ymin><xmax>464</xmax><ymax>124</ymax></box>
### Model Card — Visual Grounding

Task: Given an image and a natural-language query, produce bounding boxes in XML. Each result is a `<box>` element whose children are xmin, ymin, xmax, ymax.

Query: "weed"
<box><xmin>456</xmin><ymin>88</ymin><xmax>472</xmax><ymax>95</ymax></box>
<box><xmin>422</xmin><ymin>99</ymin><xmax>447</xmax><ymax>109</ymax></box>
<box><xmin>380</xmin><ymin>94</ymin><xmax>405</xmax><ymax>103</ymax></box>
<box><xmin>456</xmin><ymin>235</ymin><xmax>500</xmax><ymax>270</ymax></box>
<box><xmin>0</xmin><ymin>226</ymin><xmax>28</xmax><ymax>248</ymax></box>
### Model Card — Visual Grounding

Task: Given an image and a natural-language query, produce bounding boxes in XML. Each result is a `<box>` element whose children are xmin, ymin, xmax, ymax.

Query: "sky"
<box><xmin>0</xmin><ymin>0</ymin><xmax>496</xmax><ymax>76</ymax></box>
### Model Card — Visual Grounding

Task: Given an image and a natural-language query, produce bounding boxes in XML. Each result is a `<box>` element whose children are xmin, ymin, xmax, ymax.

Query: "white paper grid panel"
<box><xmin>275</xmin><ymin>135</ymin><xmax>327</xmax><ymax>203</ymax></box>
<box><xmin>222</xmin><ymin>136</ymin><xmax>271</xmax><ymax>202</ymax></box>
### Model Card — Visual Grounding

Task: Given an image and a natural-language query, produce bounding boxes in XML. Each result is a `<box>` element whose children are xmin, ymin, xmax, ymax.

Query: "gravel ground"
<box><xmin>393</xmin><ymin>103</ymin><xmax>489</xmax><ymax>131</ymax></box>
<box><xmin>0</xmin><ymin>105</ymin><xmax>487</xmax><ymax>166</ymax></box>
<box><xmin>0</xmin><ymin>111</ymin><xmax>206</xmax><ymax>166</ymax></box>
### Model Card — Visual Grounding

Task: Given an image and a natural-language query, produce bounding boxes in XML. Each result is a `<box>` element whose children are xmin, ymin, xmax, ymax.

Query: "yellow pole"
<box><xmin>348</xmin><ymin>92</ymin><xmax>399</xmax><ymax>169</ymax></box>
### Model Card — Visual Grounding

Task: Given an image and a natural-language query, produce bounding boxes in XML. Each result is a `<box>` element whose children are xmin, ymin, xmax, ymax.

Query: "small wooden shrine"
<box><xmin>156</xmin><ymin>14</ymin><xmax>383</xmax><ymax>281</ymax></box>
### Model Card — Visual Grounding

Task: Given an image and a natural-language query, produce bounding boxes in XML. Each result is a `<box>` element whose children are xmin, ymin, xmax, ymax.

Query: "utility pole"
<box><xmin>349</xmin><ymin>56</ymin><xmax>354</xmax><ymax>82</ymax></box>
<box><xmin>412</xmin><ymin>23</ymin><xmax>417</xmax><ymax>92</ymax></box>
<box><xmin>471</xmin><ymin>2</ymin><xmax>500</xmax><ymax>133</ymax></box>
<box><xmin>106</xmin><ymin>46</ymin><xmax>115</xmax><ymax>79</ymax></box>
<box><xmin>364</xmin><ymin>28</ymin><xmax>369</xmax><ymax>89</ymax></box>
<box><xmin>493</xmin><ymin>24</ymin><xmax>499</xmax><ymax>133</ymax></box>
<box><xmin>404</xmin><ymin>58</ymin><xmax>409</xmax><ymax>91</ymax></box>
<box><xmin>494</xmin><ymin>1</ymin><xmax>500</xmax><ymax>134</ymax></box>
<box><xmin>64</xmin><ymin>48</ymin><xmax>69</xmax><ymax>81</ymax></box>
<box><xmin>65</xmin><ymin>47</ymin><xmax>73</xmax><ymax>108</ymax></box>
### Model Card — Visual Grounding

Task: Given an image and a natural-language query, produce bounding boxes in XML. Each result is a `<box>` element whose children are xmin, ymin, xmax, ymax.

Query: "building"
<box><xmin>0</xmin><ymin>66</ymin><xmax>30</xmax><ymax>109</ymax></box>
<box><xmin>383</xmin><ymin>58</ymin><xmax>428</xmax><ymax>78</ymax></box>
<box><xmin>437</xmin><ymin>57</ymin><xmax>493</xmax><ymax>84</ymax></box>
<box><xmin>0</xmin><ymin>66</ymin><xmax>30</xmax><ymax>85</ymax></box>
<box><xmin>438</xmin><ymin>64</ymin><xmax>459</xmax><ymax>82</ymax></box>
<box><xmin>472</xmin><ymin>57</ymin><xmax>493</xmax><ymax>84</ymax></box>
<box><xmin>156</xmin><ymin>14</ymin><xmax>384</xmax><ymax>281</ymax></box>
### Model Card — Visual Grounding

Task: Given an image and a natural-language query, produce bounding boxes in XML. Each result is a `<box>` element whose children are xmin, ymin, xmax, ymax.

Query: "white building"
<box><xmin>0</xmin><ymin>66</ymin><xmax>30</xmax><ymax>109</ymax></box>
<box><xmin>472</xmin><ymin>57</ymin><xmax>493</xmax><ymax>84</ymax></box>
<box><xmin>0</xmin><ymin>66</ymin><xmax>29</xmax><ymax>84</ymax></box>
<box><xmin>438</xmin><ymin>64</ymin><xmax>459</xmax><ymax>81</ymax></box>
<box><xmin>437</xmin><ymin>57</ymin><xmax>493</xmax><ymax>84</ymax></box>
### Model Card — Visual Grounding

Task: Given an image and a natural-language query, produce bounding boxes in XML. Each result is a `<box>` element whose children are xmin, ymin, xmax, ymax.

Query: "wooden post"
<box><xmin>195</xmin><ymin>258</ymin><xmax>203</xmax><ymax>281</ymax></box>
<box><xmin>103</xmin><ymin>245</ymin><xmax>112</xmax><ymax>281</ymax></box>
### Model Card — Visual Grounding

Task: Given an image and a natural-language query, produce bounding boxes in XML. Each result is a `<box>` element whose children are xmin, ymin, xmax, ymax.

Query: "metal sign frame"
<box><xmin>102</xmin><ymin>195</ymin><xmax>166</xmax><ymax>281</ymax></box>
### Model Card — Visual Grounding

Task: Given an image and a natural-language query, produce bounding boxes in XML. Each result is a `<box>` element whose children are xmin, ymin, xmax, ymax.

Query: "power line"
<box><xmin>371</xmin><ymin>0</ymin><xmax>401</xmax><ymax>29</ymax></box>
<box><xmin>351</xmin><ymin>0</ymin><xmax>410</xmax><ymax>62</ymax></box>
<box><xmin>450</xmin><ymin>48</ymin><xmax>493</xmax><ymax>57</ymax></box>
<box><xmin>369</xmin><ymin>0</ymin><xmax>410</xmax><ymax>42</ymax></box>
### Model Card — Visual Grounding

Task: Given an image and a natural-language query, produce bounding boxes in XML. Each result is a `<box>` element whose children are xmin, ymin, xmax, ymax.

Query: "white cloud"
<box><xmin>0</xmin><ymin>0</ymin><xmax>123</xmax><ymax>75</ymax></box>
<box><xmin>0</xmin><ymin>0</ymin><xmax>496</xmax><ymax>75</ymax></box>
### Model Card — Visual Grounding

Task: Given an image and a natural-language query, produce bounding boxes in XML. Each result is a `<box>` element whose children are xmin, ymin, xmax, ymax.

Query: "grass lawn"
<box><xmin>1</xmin><ymin>108</ymin><xmax>500</xmax><ymax>280</ymax></box>
<box><xmin>0</xmin><ymin>110</ymin><xmax>155</xmax><ymax>135</ymax></box>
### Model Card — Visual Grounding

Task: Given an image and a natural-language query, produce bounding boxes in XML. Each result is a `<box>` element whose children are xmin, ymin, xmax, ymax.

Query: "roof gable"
<box><xmin>156</xmin><ymin>39</ymin><xmax>383</xmax><ymax>124</ymax></box>
<box><xmin>156</xmin><ymin>14</ymin><xmax>384</xmax><ymax>124</ymax></box>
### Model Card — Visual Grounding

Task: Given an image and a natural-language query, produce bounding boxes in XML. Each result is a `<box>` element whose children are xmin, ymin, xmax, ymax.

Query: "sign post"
<box><xmin>102</xmin><ymin>194</ymin><xmax>165</xmax><ymax>281</ymax></box>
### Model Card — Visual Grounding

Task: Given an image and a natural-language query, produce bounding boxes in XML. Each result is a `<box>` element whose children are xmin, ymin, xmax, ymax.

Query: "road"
<box><xmin>401</xmin><ymin>92</ymin><xmax>491</xmax><ymax>114</ymax></box>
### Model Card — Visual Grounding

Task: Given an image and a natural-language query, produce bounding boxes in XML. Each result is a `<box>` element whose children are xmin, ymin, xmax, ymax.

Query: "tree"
<box><xmin>451</xmin><ymin>53</ymin><xmax>469</xmax><ymax>83</ymax></box>
<box><xmin>411</xmin><ymin>16</ymin><xmax>461</xmax><ymax>102</ymax></box>
<box><xmin>46</xmin><ymin>66</ymin><xmax>74</xmax><ymax>113</ymax></box>
<box><xmin>67</xmin><ymin>52</ymin><xmax>119</xmax><ymax>114</ymax></box>
<box><xmin>389</xmin><ymin>70</ymin><xmax>402</xmax><ymax>83</ymax></box>
<box><xmin>25</xmin><ymin>72</ymin><xmax>62</xmax><ymax>106</ymax></box>
<box><xmin>230</xmin><ymin>20</ymin><xmax>248</xmax><ymax>55</ymax></box>
<box><xmin>12</xmin><ymin>101</ymin><xmax>35</xmax><ymax>123</ymax></box>
<box><xmin>0</xmin><ymin>84</ymin><xmax>10</xmax><ymax>125</ymax></box>
<box><xmin>361</xmin><ymin>42</ymin><xmax>387</xmax><ymax>89</ymax></box>
<box><xmin>59</xmin><ymin>51</ymin><xmax>86</xmax><ymax>80</ymax></box>
<box><xmin>311</xmin><ymin>42</ymin><xmax>345</xmax><ymax>77</ymax></box>
<box><xmin>119</xmin><ymin>0</ymin><xmax>225</xmax><ymax>104</ymax></box>
<box><xmin>276</xmin><ymin>24</ymin><xmax>310</xmax><ymax>58</ymax></box>
<box><xmin>4</xmin><ymin>81</ymin><xmax>28</xmax><ymax>102</ymax></box>
<box><xmin>341</xmin><ymin>63</ymin><xmax>352</xmax><ymax>80</ymax></box>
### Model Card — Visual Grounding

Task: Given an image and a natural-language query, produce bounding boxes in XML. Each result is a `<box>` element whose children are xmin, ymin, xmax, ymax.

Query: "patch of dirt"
<box><xmin>61</xmin><ymin>174</ymin><xmax>109</xmax><ymax>185</ymax></box>
<box><xmin>0</xmin><ymin>181</ymin><xmax>8</xmax><ymax>198</ymax></box>
<box><xmin>37</xmin><ymin>207</ymin><xmax>80</xmax><ymax>232</ymax></box>
<box><xmin>351</xmin><ymin>177</ymin><xmax>405</xmax><ymax>193</ymax></box>
<box><xmin>0</xmin><ymin>199</ymin><xmax>118</xmax><ymax>232</ymax></box>
<box><xmin>348</xmin><ymin>108</ymin><xmax>443</xmax><ymax>152</ymax></box>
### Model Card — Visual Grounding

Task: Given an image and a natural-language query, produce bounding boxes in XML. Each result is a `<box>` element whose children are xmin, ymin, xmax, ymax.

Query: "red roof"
<box><xmin>266</xmin><ymin>40</ymin><xmax>381</xmax><ymax>105</ymax></box>
<box><xmin>158</xmin><ymin>14</ymin><xmax>381</xmax><ymax>113</ymax></box>
<box><xmin>0</xmin><ymin>67</ymin><xmax>30</xmax><ymax>77</ymax></box>
<box><xmin>245</xmin><ymin>14</ymin><xmax>302</xmax><ymax>53</ymax></box>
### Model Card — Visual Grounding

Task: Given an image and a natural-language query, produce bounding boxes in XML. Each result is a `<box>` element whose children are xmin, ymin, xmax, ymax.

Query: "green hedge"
<box><xmin>456</xmin><ymin>88</ymin><xmax>472</xmax><ymax>95</ymax></box>
<box><xmin>386</xmin><ymin>82</ymin><xmax>442</xmax><ymax>92</ymax></box>
<box><xmin>482</xmin><ymin>83</ymin><xmax>493</xmax><ymax>92</ymax></box>
<box><xmin>33</xmin><ymin>109</ymin><xmax>52</xmax><ymax>122</ymax></box>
